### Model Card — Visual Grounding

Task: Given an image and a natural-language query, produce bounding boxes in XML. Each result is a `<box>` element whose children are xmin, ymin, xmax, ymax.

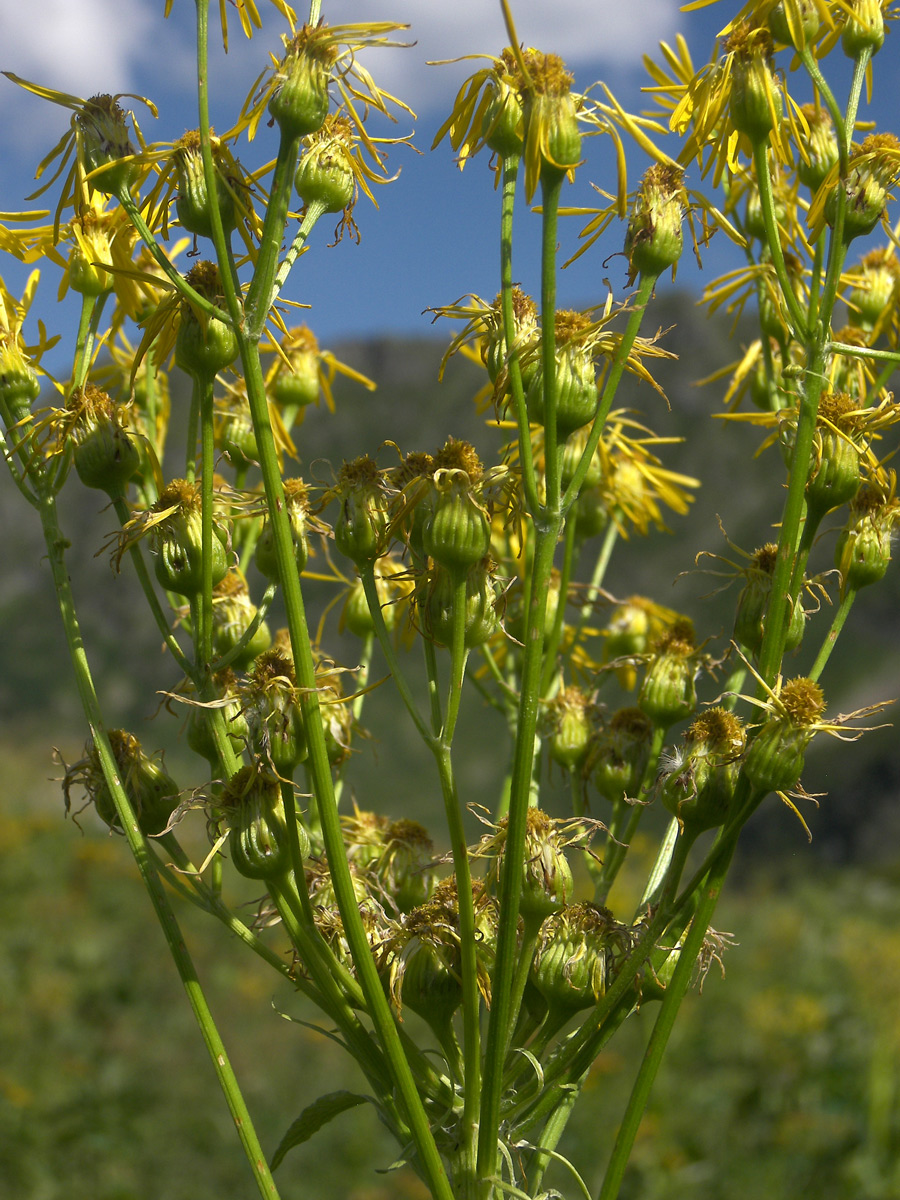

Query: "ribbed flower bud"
<box><xmin>768</xmin><ymin>0</ymin><xmax>820</xmax><ymax>50</ymax></box>
<box><xmin>826</xmin><ymin>135</ymin><xmax>900</xmax><ymax>241</ymax></box>
<box><xmin>526</xmin><ymin>310</ymin><xmax>598</xmax><ymax>438</ymax></box>
<box><xmin>726</xmin><ymin>25</ymin><xmax>782</xmax><ymax>142</ymax></box>
<box><xmin>67</xmin><ymin>384</ymin><xmax>140</xmax><ymax>497</ymax></box>
<box><xmin>531</xmin><ymin>903</ymin><xmax>629</xmax><ymax>1015</ymax></box>
<box><xmin>76</xmin><ymin>95</ymin><xmax>138</xmax><ymax>195</ymax></box>
<box><xmin>841</xmin><ymin>0</ymin><xmax>885</xmax><ymax>56</ymax></box>
<box><xmin>625</xmin><ymin>164</ymin><xmax>685</xmax><ymax>282</ymax></box>
<box><xmin>733</xmin><ymin>543</ymin><xmax>805</xmax><ymax>656</ymax></box>
<box><xmin>521</xmin><ymin>51</ymin><xmax>582</xmax><ymax>193</ymax></box>
<box><xmin>847</xmin><ymin>248</ymin><xmax>899</xmax><ymax>330</ymax></box>
<box><xmin>483</xmin><ymin>56</ymin><xmax>524</xmax><ymax>157</ymax></box>
<box><xmin>67</xmin><ymin>211</ymin><xmax>114</xmax><ymax>296</ymax></box>
<box><xmin>222</xmin><ymin>766</ymin><xmax>299</xmax><ymax>881</ymax></box>
<box><xmin>149</xmin><ymin>478</ymin><xmax>229</xmax><ymax>597</ymax></box>
<box><xmin>341</xmin><ymin>556</ymin><xmax>405</xmax><ymax>638</ymax></box>
<box><xmin>420</xmin><ymin>559</ymin><xmax>501</xmax><ymax>649</ymax></box>
<box><xmin>241</xmin><ymin>649</ymin><xmax>308</xmax><ymax>777</ymax></box>
<box><xmin>269</xmin><ymin>329</ymin><xmax>320</xmax><ymax>411</ymax></box>
<box><xmin>376</xmin><ymin>820</ymin><xmax>435</xmax><ymax>914</ymax></box>
<box><xmin>546</xmin><ymin>686</ymin><xmax>595</xmax><ymax>770</ymax></box>
<box><xmin>0</xmin><ymin>334</ymin><xmax>41</xmax><ymax>430</ymax></box>
<box><xmin>742</xmin><ymin>677</ymin><xmax>824</xmax><ymax>794</ymax></box>
<box><xmin>173</xmin><ymin>130</ymin><xmax>236</xmax><ymax>240</ymax></box>
<box><xmin>483</xmin><ymin>288</ymin><xmax>540</xmax><ymax>391</ymax></box>
<box><xmin>806</xmin><ymin>393</ymin><xmax>863</xmax><ymax>517</ymax></box>
<box><xmin>659</xmin><ymin>708</ymin><xmax>746</xmax><ymax>832</ymax></box>
<box><xmin>268</xmin><ymin>27</ymin><xmax>336</xmax><ymax>139</ymax></box>
<box><xmin>332</xmin><ymin>455</ymin><xmax>390</xmax><ymax>566</ymax></box>
<box><xmin>639</xmin><ymin>620</ymin><xmax>700</xmax><ymax>727</ymax></box>
<box><xmin>422</xmin><ymin>442</ymin><xmax>491</xmax><ymax>579</ymax></box>
<box><xmin>491</xmin><ymin>808</ymin><xmax>574</xmax><ymax>921</ymax></box>
<box><xmin>295</xmin><ymin>115</ymin><xmax>356</xmax><ymax>214</ymax></box>
<box><xmin>186</xmin><ymin>669</ymin><xmax>248</xmax><ymax>766</ymax></box>
<box><xmin>75</xmin><ymin>729</ymin><xmax>180</xmax><ymax>837</ymax></box>
<box><xmin>211</xmin><ymin>570</ymin><xmax>271</xmax><ymax>670</ymax></box>
<box><xmin>592</xmin><ymin>707</ymin><xmax>655</xmax><ymax>803</ymax></box>
<box><xmin>797</xmin><ymin>105</ymin><xmax>839</xmax><ymax>192</ymax></box>
<box><xmin>835</xmin><ymin>476</ymin><xmax>897</xmax><ymax>593</ymax></box>
<box><xmin>174</xmin><ymin>262</ymin><xmax>238</xmax><ymax>378</ymax></box>
<box><xmin>254</xmin><ymin>478</ymin><xmax>311</xmax><ymax>581</ymax></box>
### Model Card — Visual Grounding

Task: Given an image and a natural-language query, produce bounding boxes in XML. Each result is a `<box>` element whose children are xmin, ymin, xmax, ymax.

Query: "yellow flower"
<box><xmin>163</xmin><ymin>0</ymin><xmax>298</xmax><ymax>53</ymax></box>
<box><xmin>231</xmin><ymin>21</ymin><xmax>414</xmax><ymax>168</ymax></box>
<box><xmin>0</xmin><ymin>271</ymin><xmax>54</xmax><ymax>433</ymax></box>
<box><xmin>2</xmin><ymin>74</ymin><xmax>157</xmax><ymax>236</ymax></box>
<box><xmin>263</xmin><ymin>323</ymin><xmax>375</xmax><ymax>418</ymax></box>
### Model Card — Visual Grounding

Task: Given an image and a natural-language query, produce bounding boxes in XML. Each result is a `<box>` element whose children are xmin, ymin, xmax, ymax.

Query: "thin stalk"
<box><xmin>562</xmin><ymin>277</ymin><xmax>656</xmax><ymax>513</ymax></box>
<box><xmin>244</xmin><ymin>132</ymin><xmax>303</xmax><ymax>337</ymax></box>
<box><xmin>540</xmin><ymin>514</ymin><xmax>576</xmax><ymax>696</ymax></box>
<box><xmin>752</xmin><ymin>140</ymin><xmax>808</xmax><ymax>340</ymax></box>
<box><xmin>210</xmin><ymin>582</ymin><xmax>277</xmax><ymax>673</ymax></box>
<box><xmin>271</xmin><ymin>198</ymin><xmax>328</xmax><ymax>302</ymax></box>
<box><xmin>538</xmin><ymin>173</ymin><xmax>565</xmax><ymax>508</ymax></box>
<box><xmin>596</xmin><ymin>837</ymin><xmax>736</xmax><ymax>1200</ymax></box>
<box><xmin>38</xmin><ymin>489</ymin><xmax>280</xmax><ymax>1200</ymax></box>
<box><xmin>809</xmin><ymin>586</ymin><xmax>856</xmax><ymax>682</ymax></box>
<box><xmin>239</xmin><ymin>338</ymin><xmax>453</xmax><ymax>1200</ymax></box>
<box><xmin>498</xmin><ymin>154</ymin><xmax>540</xmax><ymax>516</ymax></box>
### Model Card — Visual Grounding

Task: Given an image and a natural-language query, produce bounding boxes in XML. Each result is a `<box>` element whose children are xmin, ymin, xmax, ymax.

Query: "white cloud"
<box><xmin>316</xmin><ymin>0</ymin><xmax>680</xmax><ymax>112</ymax></box>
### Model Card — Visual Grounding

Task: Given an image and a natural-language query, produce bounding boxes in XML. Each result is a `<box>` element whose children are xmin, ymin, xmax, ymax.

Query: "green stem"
<box><xmin>271</xmin><ymin>199</ymin><xmax>328</xmax><ymax>303</ymax></box>
<box><xmin>239</xmin><ymin>338</ymin><xmax>453</xmax><ymax>1200</ymax></box>
<box><xmin>596</xmin><ymin>837</ymin><xmax>736</xmax><ymax>1200</ymax></box>
<box><xmin>752</xmin><ymin>140</ymin><xmax>808</xmax><ymax>340</ymax></box>
<box><xmin>809</xmin><ymin>586</ymin><xmax>856</xmax><ymax>682</ymax></box>
<box><xmin>38</xmin><ymin>489</ymin><xmax>280</xmax><ymax>1200</ymax></box>
<box><xmin>562</xmin><ymin>277</ymin><xmax>656</xmax><ymax>513</ymax></box>
<box><xmin>244</xmin><ymin>133</ymin><xmax>303</xmax><ymax>338</ymax></box>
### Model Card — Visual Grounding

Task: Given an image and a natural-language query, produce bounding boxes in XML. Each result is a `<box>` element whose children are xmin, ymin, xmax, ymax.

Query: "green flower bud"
<box><xmin>531</xmin><ymin>903</ymin><xmax>629</xmax><ymax>1015</ymax></box>
<box><xmin>742</xmin><ymin>677</ymin><xmax>824</xmax><ymax>794</ymax></box>
<box><xmin>625</xmin><ymin>164</ymin><xmax>685</xmax><ymax>282</ymax></box>
<box><xmin>150</xmin><ymin>478</ymin><xmax>229</xmax><ymax>598</ymax></box>
<box><xmin>254</xmin><ymin>478</ymin><xmax>310</xmax><ymax>581</ymax></box>
<box><xmin>223</xmin><ymin>766</ymin><xmax>300</xmax><ymax>881</ymax></box>
<box><xmin>483</xmin><ymin>65</ymin><xmax>523</xmax><ymax>157</ymax></box>
<box><xmin>546</xmin><ymin>686</ymin><xmax>595</xmax><ymax>771</ymax></box>
<box><xmin>639</xmin><ymin>620</ymin><xmax>700</xmax><ymax>727</ymax></box>
<box><xmin>376</xmin><ymin>820</ymin><xmax>435</xmax><ymax>914</ymax></box>
<box><xmin>592</xmin><ymin>707</ymin><xmax>655</xmax><ymax>803</ymax></box>
<box><xmin>659</xmin><ymin>708</ymin><xmax>746</xmax><ymax>832</ymax></box>
<box><xmin>75</xmin><ymin>729</ymin><xmax>180</xmax><ymax>837</ymax></box>
<box><xmin>67</xmin><ymin>215</ymin><xmax>114</xmax><ymax>297</ymax></box>
<box><xmin>526</xmin><ymin>311</ymin><xmax>598</xmax><ymax>438</ymax></box>
<box><xmin>423</xmin><ymin>460</ymin><xmax>491</xmax><ymax>579</ymax></box>
<box><xmin>173</xmin><ymin>130</ymin><xmax>236</xmax><ymax>241</ymax></box>
<box><xmin>186</xmin><ymin>669</ymin><xmax>248</xmax><ymax>766</ymax></box>
<box><xmin>332</xmin><ymin>455</ymin><xmax>390</xmax><ymax>566</ymax></box>
<box><xmin>841</xmin><ymin>0</ymin><xmax>885</xmax><ymax>57</ymax></box>
<box><xmin>68</xmin><ymin>385</ymin><xmax>140</xmax><ymax>498</ymax></box>
<box><xmin>826</xmin><ymin>135</ymin><xmax>900</xmax><ymax>242</ymax></box>
<box><xmin>522</xmin><ymin>52</ymin><xmax>582</xmax><ymax>190</ymax></box>
<box><xmin>211</xmin><ymin>570</ymin><xmax>271</xmax><ymax>671</ymax></box>
<box><xmin>835</xmin><ymin>476</ymin><xmax>896</xmax><ymax>593</ymax></box>
<box><xmin>797</xmin><ymin>105</ymin><xmax>839</xmax><ymax>192</ymax></box>
<box><xmin>241</xmin><ymin>649</ymin><xmax>308</xmax><ymax>777</ymax></box>
<box><xmin>0</xmin><ymin>336</ymin><xmax>41</xmax><ymax>430</ymax></box>
<box><xmin>483</xmin><ymin>288</ymin><xmax>540</xmax><ymax>391</ymax></box>
<box><xmin>768</xmin><ymin>0</ymin><xmax>820</xmax><ymax>50</ymax></box>
<box><xmin>420</xmin><ymin>560</ymin><xmax>501</xmax><ymax>650</ymax></box>
<box><xmin>726</xmin><ymin>26</ymin><xmax>782</xmax><ymax>142</ymax></box>
<box><xmin>174</xmin><ymin>262</ymin><xmax>238</xmax><ymax>378</ymax></box>
<box><xmin>500</xmin><ymin>808</ymin><xmax>575</xmax><ymax>921</ymax></box>
<box><xmin>806</xmin><ymin>394</ymin><xmax>862</xmax><ymax>517</ymax></box>
<box><xmin>847</xmin><ymin>248</ymin><xmax>899</xmax><ymax>330</ymax></box>
<box><xmin>733</xmin><ymin>543</ymin><xmax>805</xmax><ymax>656</ymax></box>
<box><xmin>270</xmin><ymin>326</ymin><xmax>323</xmax><ymax>410</ymax></box>
<box><xmin>76</xmin><ymin>94</ymin><xmax>138</xmax><ymax>195</ymax></box>
<box><xmin>216</xmin><ymin>396</ymin><xmax>257</xmax><ymax>471</ymax></box>
<box><xmin>295</xmin><ymin>115</ymin><xmax>356</xmax><ymax>213</ymax></box>
<box><xmin>268</xmin><ymin>27</ymin><xmax>336</xmax><ymax>140</ymax></box>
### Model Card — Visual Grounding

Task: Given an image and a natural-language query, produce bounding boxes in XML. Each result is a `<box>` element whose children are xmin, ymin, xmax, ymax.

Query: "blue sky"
<box><xmin>1</xmin><ymin>1</ymin><xmax>898</xmax><ymax>365</ymax></box>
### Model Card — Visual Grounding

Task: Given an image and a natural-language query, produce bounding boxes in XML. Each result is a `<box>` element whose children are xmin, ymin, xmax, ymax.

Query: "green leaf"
<box><xmin>270</xmin><ymin>1090</ymin><xmax>373</xmax><ymax>1171</ymax></box>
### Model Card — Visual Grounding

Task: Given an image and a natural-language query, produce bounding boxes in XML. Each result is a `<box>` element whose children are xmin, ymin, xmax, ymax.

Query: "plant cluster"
<box><xmin>2</xmin><ymin>1</ymin><xmax>899</xmax><ymax>1198</ymax></box>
